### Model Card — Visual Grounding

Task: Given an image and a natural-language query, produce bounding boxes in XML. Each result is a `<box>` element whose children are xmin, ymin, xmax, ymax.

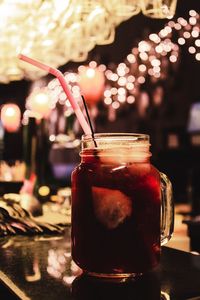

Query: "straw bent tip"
<box><xmin>18</xmin><ymin>53</ymin><xmax>92</xmax><ymax>135</ymax></box>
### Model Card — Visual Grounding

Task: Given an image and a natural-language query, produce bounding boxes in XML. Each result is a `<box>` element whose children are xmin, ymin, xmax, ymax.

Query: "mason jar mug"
<box><xmin>71</xmin><ymin>133</ymin><xmax>174</xmax><ymax>280</ymax></box>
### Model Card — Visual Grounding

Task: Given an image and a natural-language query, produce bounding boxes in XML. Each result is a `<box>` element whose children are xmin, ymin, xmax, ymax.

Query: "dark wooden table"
<box><xmin>0</xmin><ymin>227</ymin><xmax>200</xmax><ymax>300</ymax></box>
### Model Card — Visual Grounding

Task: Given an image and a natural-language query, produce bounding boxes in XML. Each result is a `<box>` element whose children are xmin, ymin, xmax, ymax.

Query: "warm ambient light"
<box><xmin>26</xmin><ymin>90</ymin><xmax>54</xmax><ymax>118</ymax></box>
<box><xmin>46</xmin><ymin>10</ymin><xmax>198</xmax><ymax>112</ymax></box>
<box><xmin>140</xmin><ymin>0</ymin><xmax>177</xmax><ymax>19</ymax></box>
<box><xmin>0</xmin><ymin>103</ymin><xmax>21</xmax><ymax>132</ymax></box>
<box><xmin>86</xmin><ymin>68</ymin><xmax>95</xmax><ymax>78</ymax></box>
<box><xmin>78</xmin><ymin>65</ymin><xmax>105</xmax><ymax>106</ymax></box>
<box><xmin>0</xmin><ymin>0</ymin><xmax>177</xmax><ymax>83</ymax></box>
<box><xmin>38</xmin><ymin>185</ymin><xmax>50</xmax><ymax>197</ymax></box>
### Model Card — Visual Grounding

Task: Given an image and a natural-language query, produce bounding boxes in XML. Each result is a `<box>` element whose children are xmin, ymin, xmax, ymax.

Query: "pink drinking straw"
<box><xmin>19</xmin><ymin>54</ymin><xmax>92</xmax><ymax>135</ymax></box>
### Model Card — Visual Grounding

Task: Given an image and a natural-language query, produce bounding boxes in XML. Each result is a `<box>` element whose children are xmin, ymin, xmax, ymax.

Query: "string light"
<box><xmin>196</xmin><ymin>53</ymin><xmax>200</xmax><ymax>61</ymax></box>
<box><xmin>101</xmin><ymin>9</ymin><xmax>199</xmax><ymax>109</ymax></box>
<box><xmin>45</xmin><ymin>9</ymin><xmax>199</xmax><ymax>112</ymax></box>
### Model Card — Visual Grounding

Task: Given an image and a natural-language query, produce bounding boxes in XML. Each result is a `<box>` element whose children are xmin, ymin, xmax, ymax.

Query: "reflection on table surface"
<box><xmin>73</xmin><ymin>272</ymin><xmax>162</xmax><ymax>300</ymax></box>
<box><xmin>0</xmin><ymin>228</ymin><xmax>200</xmax><ymax>300</ymax></box>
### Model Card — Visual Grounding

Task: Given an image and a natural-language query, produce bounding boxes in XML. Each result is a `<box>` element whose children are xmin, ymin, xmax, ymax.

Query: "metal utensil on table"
<box><xmin>0</xmin><ymin>198</ymin><xmax>66</xmax><ymax>236</ymax></box>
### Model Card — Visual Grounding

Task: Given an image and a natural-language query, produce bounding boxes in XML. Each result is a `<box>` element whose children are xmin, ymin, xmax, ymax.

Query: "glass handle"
<box><xmin>160</xmin><ymin>172</ymin><xmax>174</xmax><ymax>246</ymax></box>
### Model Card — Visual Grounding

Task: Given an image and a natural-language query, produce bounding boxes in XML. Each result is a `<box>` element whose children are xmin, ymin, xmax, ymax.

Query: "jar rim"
<box><xmin>82</xmin><ymin>133</ymin><xmax>149</xmax><ymax>142</ymax></box>
<box><xmin>81</xmin><ymin>133</ymin><xmax>151</xmax><ymax>162</ymax></box>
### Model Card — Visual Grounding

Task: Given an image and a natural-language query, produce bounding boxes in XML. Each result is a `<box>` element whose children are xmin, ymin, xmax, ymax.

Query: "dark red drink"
<box><xmin>71</xmin><ymin>134</ymin><xmax>161</xmax><ymax>279</ymax></box>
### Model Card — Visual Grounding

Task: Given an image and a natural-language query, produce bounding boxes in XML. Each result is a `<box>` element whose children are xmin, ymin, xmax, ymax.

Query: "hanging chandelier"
<box><xmin>0</xmin><ymin>0</ymin><xmax>177</xmax><ymax>84</ymax></box>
